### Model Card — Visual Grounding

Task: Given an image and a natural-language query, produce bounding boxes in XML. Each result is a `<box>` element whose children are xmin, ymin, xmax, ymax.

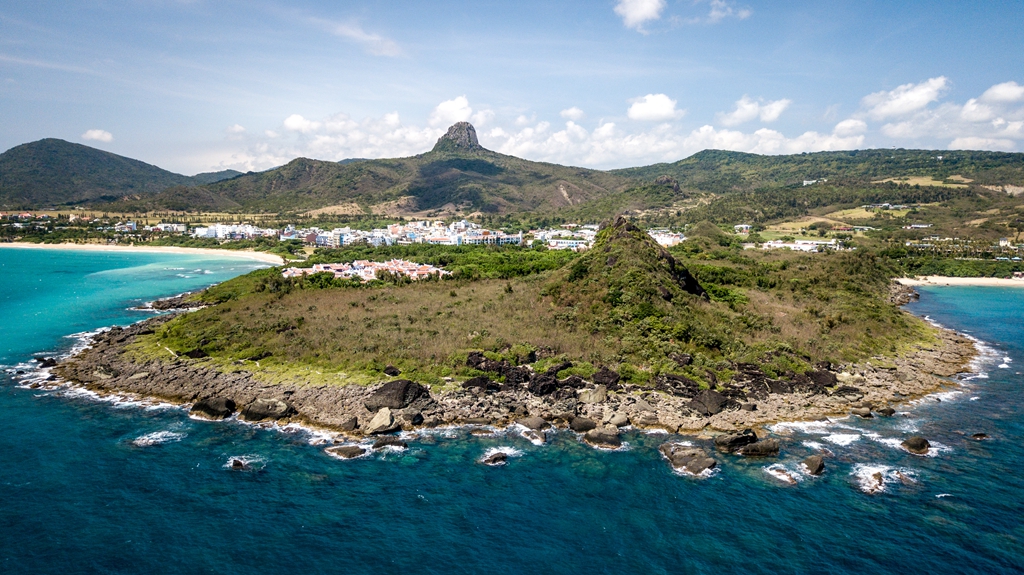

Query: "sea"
<box><xmin>1</xmin><ymin>248</ymin><xmax>1022</xmax><ymax>574</ymax></box>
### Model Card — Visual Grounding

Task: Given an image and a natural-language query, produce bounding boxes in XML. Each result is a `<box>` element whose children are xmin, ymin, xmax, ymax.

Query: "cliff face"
<box><xmin>431</xmin><ymin>122</ymin><xmax>482</xmax><ymax>153</ymax></box>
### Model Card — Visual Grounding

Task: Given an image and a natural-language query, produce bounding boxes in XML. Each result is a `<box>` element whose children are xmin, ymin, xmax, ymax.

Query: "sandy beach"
<box><xmin>898</xmin><ymin>275</ymin><xmax>1024</xmax><ymax>287</ymax></box>
<box><xmin>0</xmin><ymin>242</ymin><xmax>284</xmax><ymax>265</ymax></box>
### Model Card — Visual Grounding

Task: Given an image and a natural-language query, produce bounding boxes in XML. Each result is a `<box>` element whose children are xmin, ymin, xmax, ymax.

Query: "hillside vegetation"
<box><xmin>139</xmin><ymin>218</ymin><xmax>932</xmax><ymax>389</ymax></box>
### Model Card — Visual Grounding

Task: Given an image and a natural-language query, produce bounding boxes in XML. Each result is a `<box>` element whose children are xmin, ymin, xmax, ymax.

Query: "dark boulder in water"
<box><xmin>326</xmin><ymin>445</ymin><xmax>367</xmax><ymax>459</ymax></box>
<box><xmin>228</xmin><ymin>457</ymin><xmax>250</xmax><ymax>470</ymax></box>
<box><xmin>901</xmin><ymin>436</ymin><xmax>930</xmax><ymax>455</ymax></box>
<box><xmin>364</xmin><ymin>379</ymin><xmax>428</xmax><ymax>411</ymax></box>
<box><xmin>583</xmin><ymin>426</ymin><xmax>621</xmax><ymax>449</ymax></box>
<box><xmin>851</xmin><ymin>407</ymin><xmax>873</xmax><ymax>418</ymax></box>
<box><xmin>190</xmin><ymin>397</ymin><xmax>237</xmax><ymax>420</ymax></box>
<box><xmin>659</xmin><ymin>443</ymin><xmax>717</xmax><ymax>475</ymax></box>
<box><xmin>803</xmin><ymin>455</ymin><xmax>825</xmax><ymax>476</ymax></box>
<box><xmin>877</xmin><ymin>407</ymin><xmax>896</xmax><ymax>417</ymax></box>
<box><xmin>481</xmin><ymin>451</ymin><xmax>508</xmax><ymax>466</ymax></box>
<box><xmin>970</xmin><ymin>433</ymin><xmax>989</xmax><ymax>441</ymax></box>
<box><xmin>517</xmin><ymin>416</ymin><xmax>549</xmax><ymax>430</ymax></box>
<box><xmin>738</xmin><ymin>439</ymin><xmax>781</xmax><ymax>457</ymax></box>
<box><xmin>35</xmin><ymin>356</ymin><xmax>57</xmax><ymax>368</ymax></box>
<box><xmin>714</xmin><ymin>429</ymin><xmax>758</xmax><ymax>453</ymax></box>
<box><xmin>241</xmin><ymin>398</ymin><xmax>296</xmax><ymax>421</ymax></box>
<box><xmin>372</xmin><ymin>436</ymin><xmax>408</xmax><ymax>450</ymax></box>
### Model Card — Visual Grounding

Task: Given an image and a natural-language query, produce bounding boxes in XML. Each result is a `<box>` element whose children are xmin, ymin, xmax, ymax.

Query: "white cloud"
<box><xmin>471</xmin><ymin>109</ymin><xmax>495</xmax><ymax>127</ymax></box>
<box><xmin>81</xmin><ymin>129</ymin><xmax>113</xmax><ymax>143</ymax></box>
<box><xmin>960</xmin><ymin>98</ymin><xmax>995</xmax><ymax>122</ymax></box>
<box><xmin>980</xmin><ymin>81</ymin><xmax>1024</xmax><ymax>103</ymax></box>
<box><xmin>627</xmin><ymin>93</ymin><xmax>684</xmax><ymax>121</ymax></box>
<box><xmin>718</xmin><ymin>96</ymin><xmax>791</xmax><ymax>126</ymax></box>
<box><xmin>862</xmin><ymin>77</ymin><xmax>948</xmax><ymax>120</ymax></box>
<box><xmin>329</xmin><ymin>23</ymin><xmax>401</xmax><ymax>57</ymax></box>
<box><xmin>614</xmin><ymin>0</ymin><xmax>666</xmax><ymax>31</ymax></box>
<box><xmin>226</xmin><ymin>124</ymin><xmax>246</xmax><ymax>134</ymax></box>
<box><xmin>707</xmin><ymin>0</ymin><xmax>752</xmax><ymax>23</ymax></box>
<box><xmin>949</xmin><ymin>137</ymin><xmax>1015</xmax><ymax>151</ymax></box>
<box><xmin>833</xmin><ymin>119</ymin><xmax>867</xmax><ymax>137</ymax></box>
<box><xmin>560</xmin><ymin>107</ymin><xmax>585</xmax><ymax>121</ymax></box>
<box><xmin>429</xmin><ymin>96</ymin><xmax>473</xmax><ymax>127</ymax></box>
<box><xmin>283</xmin><ymin>114</ymin><xmax>321</xmax><ymax>133</ymax></box>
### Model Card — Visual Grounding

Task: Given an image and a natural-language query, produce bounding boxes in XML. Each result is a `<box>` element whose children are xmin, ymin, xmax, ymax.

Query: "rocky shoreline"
<box><xmin>48</xmin><ymin>288</ymin><xmax>976</xmax><ymax>469</ymax></box>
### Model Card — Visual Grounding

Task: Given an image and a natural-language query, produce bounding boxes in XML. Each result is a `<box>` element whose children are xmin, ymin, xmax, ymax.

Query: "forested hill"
<box><xmin>612</xmin><ymin>148</ymin><xmax>1024</xmax><ymax>194</ymax></box>
<box><xmin>0</xmin><ymin>139</ymin><xmax>240</xmax><ymax>209</ymax></box>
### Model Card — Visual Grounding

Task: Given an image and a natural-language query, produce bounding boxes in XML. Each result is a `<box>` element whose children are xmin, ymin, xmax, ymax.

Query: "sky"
<box><xmin>1</xmin><ymin>0</ymin><xmax>1023</xmax><ymax>175</ymax></box>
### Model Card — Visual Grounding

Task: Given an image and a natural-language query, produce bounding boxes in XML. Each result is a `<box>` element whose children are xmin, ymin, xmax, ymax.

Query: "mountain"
<box><xmin>0</xmin><ymin>139</ymin><xmax>244</xmax><ymax>209</ymax></box>
<box><xmin>144</xmin><ymin>122</ymin><xmax>638</xmax><ymax>214</ymax></box>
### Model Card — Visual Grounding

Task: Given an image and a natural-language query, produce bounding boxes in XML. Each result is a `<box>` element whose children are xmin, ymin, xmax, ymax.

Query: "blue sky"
<box><xmin>2</xmin><ymin>0</ymin><xmax>1023</xmax><ymax>174</ymax></box>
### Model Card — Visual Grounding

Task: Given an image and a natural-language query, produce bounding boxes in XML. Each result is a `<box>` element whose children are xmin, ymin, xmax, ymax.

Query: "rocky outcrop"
<box><xmin>372</xmin><ymin>436</ymin><xmax>408</xmax><ymax>450</ymax></box>
<box><xmin>592</xmin><ymin>367</ymin><xmax>620</xmax><ymax>386</ymax></box>
<box><xmin>432</xmin><ymin>122</ymin><xmax>482</xmax><ymax>152</ymax></box>
<box><xmin>326</xmin><ymin>445</ymin><xmax>366</xmax><ymax>459</ymax></box>
<box><xmin>481</xmin><ymin>451</ymin><xmax>508</xmax><ymax>466</ymax></box>
<box><xmin>737</xmin><ymin>439</ymin><xmax>780</xmax><ymax>457</ymax></box>
<box><xmin>517</xmin><ymin>416</ymin><xmax>549</xmax><ymax>430</ymax></box>
<box><xmin>690</xmin><ymin>389</ymin><xmax>729</xmax><ymax>416</ymax></box>
<box><xmin>365</xmin><ymin>408</ymin><xmax>398</xmax><ymax>435</ymax></box>
<box><xmin>569</xmin><ymin>416</ymin><xmax>598</xmax><ymax>432</ymax></box>
<box><xmin>803</xmin><ymin>455</ymin><xmax>825</xmax><ymax>476</ymax></box>
<box><xmin>190</xmin><ymin>397</ymin><xmax>236</xmax><ymax>420</ymax></box>
<box><xmin>713</xmin><ymin>429</ymin><xmax>758</xmax><ymax>453</ymax></box>
<box><xmin>578</xmin><ymin>385</ymin><xmax>607</xmax><ymax>404</ymax></box>
<box><xmin>659</xmin><ymin>443</ymin><xmax>717</xmax><ymax>475</ymax></box>
<box><xmin>901</xmin><ymin>436</ymin><xmax>930</xmax><ymax>455</ymax></box>
<box><xmin>364</xmin><ymin>380</ymin><xmax>429</xmax><ymax>411</ymax></box>
<box><xmin>583</xmin><ymin>425</ymin><xmax>621</xmax><ymax>449</ymax></box>
<box><xmin>241</xmin><ymin>398</ymin><xmax>296</xmax><ymax>422</ymax></box>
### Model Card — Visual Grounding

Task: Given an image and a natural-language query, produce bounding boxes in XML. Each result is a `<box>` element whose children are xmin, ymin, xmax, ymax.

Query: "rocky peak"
<box><xmin>432</xmin><ymin>122</ymin><xmax>482</xmax><ymax>152</ymax></box>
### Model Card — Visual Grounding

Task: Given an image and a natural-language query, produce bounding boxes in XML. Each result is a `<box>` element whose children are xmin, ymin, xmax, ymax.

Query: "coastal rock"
<box><xmin>365</xmin><ymin>408</ymin><xmax>398</xmax><ymax>435</ymax></box>
<box><xmin>569</xmin><ymin>416</ymin><xmax>598</xmax><ymax>433</ymax></box>
<box><xmin>901</xmin><ymin>436</ymin><xmax>931</xmax><ymax>455</ymax></box>
<box><xmin>971</xmin><ymin>433</ymin><xmax>988</xmax><ymax>441</ymax></box>
<box><xmin>190</xmin><ymin>397</ymin><xmax>236</xmax><ymax>420</ymax></box>
<box><xmin>229</xmin><ymin>458</ymin><xmax>250</xmax><ymax>470</ymax></box>
<box><xmin>737</xmin><ymin>439</ymin><xmax>780</xmax><ymax>457</ymax></box>
<box><xmin>851</xmin><ymin>407</ymin><xmax>873</xmax><ymax>418</ymax></box>
<box><xmin>240</xmin><ymin>398</ymin><xmax>296</xmax><ymax>422</ymax></box>
<box><xmin>326</xmin><ymin>445</ymin><xmax>366</xmax><ymax>459</ymax></box>
<box><xmin>35</xmin><ymin>356</ymin><xmax>57</xmax><ymax>368</ymax></box>
<box><xmin>606</xmin><ymin>412</ymin><xmax>630</xmax><ymax>427</ymax></box>
<box><xmin>522</xmin><ymin>429</ymin><xmax>545</xmax><ymax>444</ymax></box>
<box><xmin>364</xmin><ymin>380</ymin><xmax>428</xmax><ymax>411</ymax></box>
<box><xmin>659</xmin><ymin>443</ymin><xmax>717</xmax><ymax>475</ymax></box>
<box><xmin>578</xmin><ymin>385</ymin><xmax>607</xmax><ymax>404</ymax></box>
<box><xmin>583</xmin><ymin>425</ymin><xmax>622</xmax><ymax>449</ymax></box>
<box><xmin>502</xmin><ymin>366</ymin><xmax>532</xmax><ymax>388</ymax></box>
<box><xmin>517</xmin><ymin>416</ymin><xmax>549</xmax><ymax>430</ymax></box>
<box><xmin>713</xmin><ymin>429</ymin><xmax>758</xmax><ymax>453</ymax></box>
<box><xmin>877</xmin><ymin>407</ymin><xmax>896</xmax><ymax>417</ymax></box>
<box><xmin>689</xmin><ymin>389</ymin><xmax>729</xmax><ymax>417</ymax></box>
<box><xmin>372</xmin><ymin>436</ymin><xmax>408</xmax><ymax>450</ymax></box>
<box><xmin>383</xmin><ymin>365</ymin><xmax>401</xmax><ymax>377</ymax></box>
<box><xmin>545</xmin><ymin>361</ymin><xmax>573</xmax><ymax>377</ymax></box>
<box><xmin>803</xmin><ymin>455</ymin><xmax>825</xmax><ymax>476</ymax></box>
<box><xmin>528</xmin><ymin>374</ymin><xmax>559</xmax><ymax>396</ymax></box>
<box><xmin>481</xmin><ymin>451</ymin><xmax>508</xmax><ymax>466</ymax></box>
<box><xmin>462</xmin><ymin>376</ymin><xmax>494</xmax><ymax>391</ymax></box>
<box><xmin>592</xmin><ymin>367</ymin><xmax>620</xmax><ymax>386</ymax></box>
<box><xmin>464</xmin><ymin>417</ymin><xmax>490</xmax><ymax>425</ymax></box>
<box><xmin>338</xmin><ymin>416</ymin><xmax>358</xmax><ymax>432</ymax></box>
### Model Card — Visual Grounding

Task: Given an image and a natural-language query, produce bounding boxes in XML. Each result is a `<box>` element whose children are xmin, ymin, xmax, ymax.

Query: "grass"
<box><xmin>871</xmin><ymin>176</ymin><xmax>969</xmax><ymax>189</ymax></box>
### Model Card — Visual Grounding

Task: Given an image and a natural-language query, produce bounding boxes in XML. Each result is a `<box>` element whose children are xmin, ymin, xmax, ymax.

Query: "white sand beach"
<box><xmin>898</xmin><ymin>275</ymin><xmax>1024</xmax><ymax>287</ymax></box>
<box><xmin>0</xmin><ymin>242</ymin><xmax>284</xmax><ymax>265</ymax></box>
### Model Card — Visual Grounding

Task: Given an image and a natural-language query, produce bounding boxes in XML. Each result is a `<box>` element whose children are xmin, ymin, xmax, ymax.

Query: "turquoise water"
<box><xmin>1</xmin><ymin>250</ymin><xmax>1023</xmax><ymax>574</ymax></box>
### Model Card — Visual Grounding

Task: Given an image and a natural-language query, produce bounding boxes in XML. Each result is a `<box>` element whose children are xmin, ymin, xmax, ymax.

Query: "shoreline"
<box><xmin>898</xmin><ymin>275</ymin><xmax>1024</xmax><ymax>288</ymax></box>
<box><xmin>0</xmin><ymin>241</ymin><xmax>285</xmax><ymax>265</ymax></box>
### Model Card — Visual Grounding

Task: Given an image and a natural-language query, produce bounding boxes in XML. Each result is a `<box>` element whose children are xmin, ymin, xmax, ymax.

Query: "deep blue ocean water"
<box><xmin>2</xmin><ymin>249</ymin><xmax>1023</xmax><ymax>574</ymax></box>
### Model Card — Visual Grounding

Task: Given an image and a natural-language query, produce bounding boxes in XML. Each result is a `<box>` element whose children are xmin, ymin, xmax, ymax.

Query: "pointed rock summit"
<box><xmin>432</xmin><ymin>122</ymin><xmax>482</xmax><ymax>152</ymax></box>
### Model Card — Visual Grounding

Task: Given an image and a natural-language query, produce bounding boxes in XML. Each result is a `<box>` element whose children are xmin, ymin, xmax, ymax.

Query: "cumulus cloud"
<box><xmin>560</xmin><ymin>107</ymin><xmax>585</xmax><ymax>121</ymax></box>
<box><xmin>862</xmin><ymin>77</ymin><xmax>948</xmax><ymax>120</ymax></box>
<box><xmin>429</xmin><ymin>96</ymin><xmax>473</xmax><ymax>127</ymax></box>
<box><xmin>627</xmin><ymin>94</ymin><xmax>684</xmax><ymax>121</ymax></box>
<box><xmin>980</xmin><ymin>81</ymin><xmax>1024</xmax><ymax>103</ymax></box>
<box><xmin>283</xmin><ymin>114</ymin><xmax>321</xmax><ymax>133</ymax></box>
<box><xmin>718</xmin><ymin>96</ymin><xmax>791</xmax><ymax>126</ymax></box>
<box><xmin>949</xmin><ymin>137</ymin><xmax>1016</xmax><ymax>151</ymax></box>
<box><xmin>226</xmin><ymin>124</ymin><xmax>246</xmax><ymax>134</ymax></box>
<box><xmin>81</xmin><ymin>129</ymin><xmax>113</xmax><ymax>143</ymax></box>
<box><xmin>329</xmin><ymin>23</ymin><xmax>401</xmax><ymax>57</ymax></box>
<box><xmin>614</xmin><ymin>0</ymin><xmax>666</xmax><ymax>31</ymax></box>
<box><xmin>833</xmin><ymin>119</ymin><xmax>867</xmax><ymax>137</ymax></box>
<box><xmin>707</xmin><ymin>0</ymin><xmax>752</xmax><ymax>23</ymax></box>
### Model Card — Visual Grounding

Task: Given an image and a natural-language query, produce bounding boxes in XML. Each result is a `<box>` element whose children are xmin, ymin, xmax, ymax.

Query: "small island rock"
<box><xmin>803</xmin><ymin>455</ymin><xmax>825</xmax><ymax>476</ymax></box>
<box><xmin>326</xmin><ymin>445</ymin><xmax>366</xmax><ymax>459</ymax></box>
<box><xmin>901</xmin><ymin>436</ymin><xmax>931</xmax><ymax>455</ymax></box>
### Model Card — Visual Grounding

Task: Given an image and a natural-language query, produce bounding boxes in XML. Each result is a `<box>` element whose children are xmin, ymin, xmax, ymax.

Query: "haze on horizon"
<box><xmin>1</xmin><ymin>0</ymin><xmax>1022</xmax><ymax>176</ymax></box>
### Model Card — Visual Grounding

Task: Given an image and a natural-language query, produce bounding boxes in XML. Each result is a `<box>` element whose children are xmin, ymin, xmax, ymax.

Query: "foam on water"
<box><xmin>131</xmin><ymin>430</ymin><xmax>187</xmax><ymax>447</ymax></box>
<box><xmin>850</xmin><ymin>464</ymin><xmax>917</xmax><ymax>494</ymax></box>
<box><xmin>823</xmin><ymin>433</ymin><xmax>861</xmax><ymax>446</ymax></box>
<box><xmin>764</xmin><ymin>464</ymin><xmax>803</xmax><ymax>485</ymax></box>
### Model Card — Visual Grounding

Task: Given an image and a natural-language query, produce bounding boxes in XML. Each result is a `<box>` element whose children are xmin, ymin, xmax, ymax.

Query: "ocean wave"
<box><xmin>823</xmin><ymin>433</ymin><xmax>861</xmax><ymax>446</ymax></box>
<box><xmin>131</xmin><ymin>430</ymin><xmax>186</xmax><ymax>447</ymax></box>
<box><xmin>224</xmin><ymin>455</ymin><xmax>266</xmax><ymax>471</ymax></box>
<box><xmin>850</xmin><ymin>463</ymin><xmax>917</xmax><ymax>494</ymax></box>
<box><xmin>764</xmin><ymin>463</ymin><xmax>803</xmax><ymax>485</ymax></box>
<box><xmin>769</xmin><ymin>419</ymin><xmax>836</xmax><ymax>435</ymax></box>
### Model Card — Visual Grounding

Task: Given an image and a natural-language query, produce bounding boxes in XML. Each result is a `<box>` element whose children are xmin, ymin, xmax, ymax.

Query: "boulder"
<box><xmin>578</xmin><ymin>385</ymin><xmax>608</xmax><ymax>404</ymax></box>
<box><xmin>466</xmin><ymin>351</ymin><xmax>487</xmax><ymax>368</ymax></box>
<box><xmin>607</xmin><ymin>412</ymin><xmax>630</xmax><ymax>427</ymax></box>
<box><xmin>803</xmin><ymin>455</ymin><xmax>825</xmax><ymax>476</ymax></box>
<box><xmin>741</xmin><ymin>403</ymin><xmax>757</xmax><ymax>411</ymax></box>
<box><xmin>190</xmin><ymin>397</ymin><xmax>237</xmax><ymax>420</ymax></box>
<box><xmin>464</xmin><ymin>417</ymin><xmax>490</xmax><ymax>425</ymax></box>
<box><xmin>503</xmin><ymin>366</ymin><xmax>532</xmax><ymax>388</ymax></box>
<box><xmin>372</xmin><ymin>436</ymin><xmax>408</xmax><ymax>450</ymax></box>
<box><xmin>241</xmin><ymin>398</ymin><xmax>296</xmax><ymax>422</ymax></box>
<box><xmin>659</xmin><ymin>443</ymin><xmax>717</xmax><ymax>475</ymax></box>
<box><xmin>461</xmin><ymin>376</ymin><xmax>493</xmax><ymax>391</ymax></box>
<box><xmin>364</xmin><ymin>380</ymin><xmax>428</xmax><ymax>411</ymax></box>
<box><xmin>583</xmin><ymin>425</ymin><xmax>622</xmax><ymax>449</ymax></box>
<box><xmin>517</xmin><ymin>416</ymin><xmax>549</xmax><ymax>430</ymax></box>
<box><xmin>365</xmin><ymin>407</ymin><xmax>398</xmax><ymax>435</ymax></box>
<box><xmin>807</xmin><ymin>369</ymin><xmax>838</xmax><ymax>387</ymax></box>
<box><xmin>35</xmin><ymin>356</ymin><xmax>57</xmax><ymax>368</ymax></box>
<box><xmin>521</xmin><ymin>429</ymin><xmax>545</xmax><ymax>445</ymax></box>
<box><xmin>569</xmin><ymin>416</ymin><xmax>598</xmax><ymax>433</ymax></box>
<box><xmin>545</xmin><ymin>361</ymin><xmax>573</xmax><ymax>377</ymax></box>
<box><xmin>737</xmin><ymin>439</ymin><xmax>781</xmax><ymax>457</ymax></box>
<box><xmin>689</xmin><ymin>389</ymin><xmax>729</xmax><ymax>417</ymax></box>
<box><xmin>877</xmin><ymin>407</ymin><xmax>896</xmax><ymax>417</ymax></box>
<box><xmin>527</xmin><ymin>374</ymin><xmax>559</xmax><ymax>396</ymax></box>
<box><xmin>481</xmin><ymin>452</ymin><xmax>508</xmax><ymax>466</ymax></box>
<box><xmin>326</xmin><ymin>445</ymin><xmax>366</xmax><ymax>459</ymax></box>
<box><xmin>901</xmin><ymin>436</ymin><xmax>930</xmax><ymax>455</ymax></box>
<box><xmin>397</xmin><ymin>409</ymin><xmax>423</xmax><ymax>427</ymax></box>
<box><xmin>670</xmin><ymin>353</ymin><xmax>693</xmax><ymax>367</ymax></box>
<box><xmin>851</xmin><ymin>407</ymin><xmax>873</xmax><ymax>418</ymax></box>
<box><xmin>383</xmin><ymin>365</ymin><xmax>401</xmax><ymax>377</ymax></box>
<box><xmin>971</xmin><ymin>433</ymin><xmax>989</xmax><ymax>441</ymax></box>
<box><xmin>713</xmin><ymin>429</ymin><xmax>758</xmax><ymax>453</ymax></box>
<box><xmin>229</xmin><ymin>458</ymin><xmax>250</xmax><ymax>470</ymax></box>
<box><xmin>338</xmin><ymin>416</ymin><xmax>358</xmax><ymax>432</ymax></box>
<box><xmin>592</xmin><ymin>367</ymin><xmax>621</xmax><ymax>386</ymax></box>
